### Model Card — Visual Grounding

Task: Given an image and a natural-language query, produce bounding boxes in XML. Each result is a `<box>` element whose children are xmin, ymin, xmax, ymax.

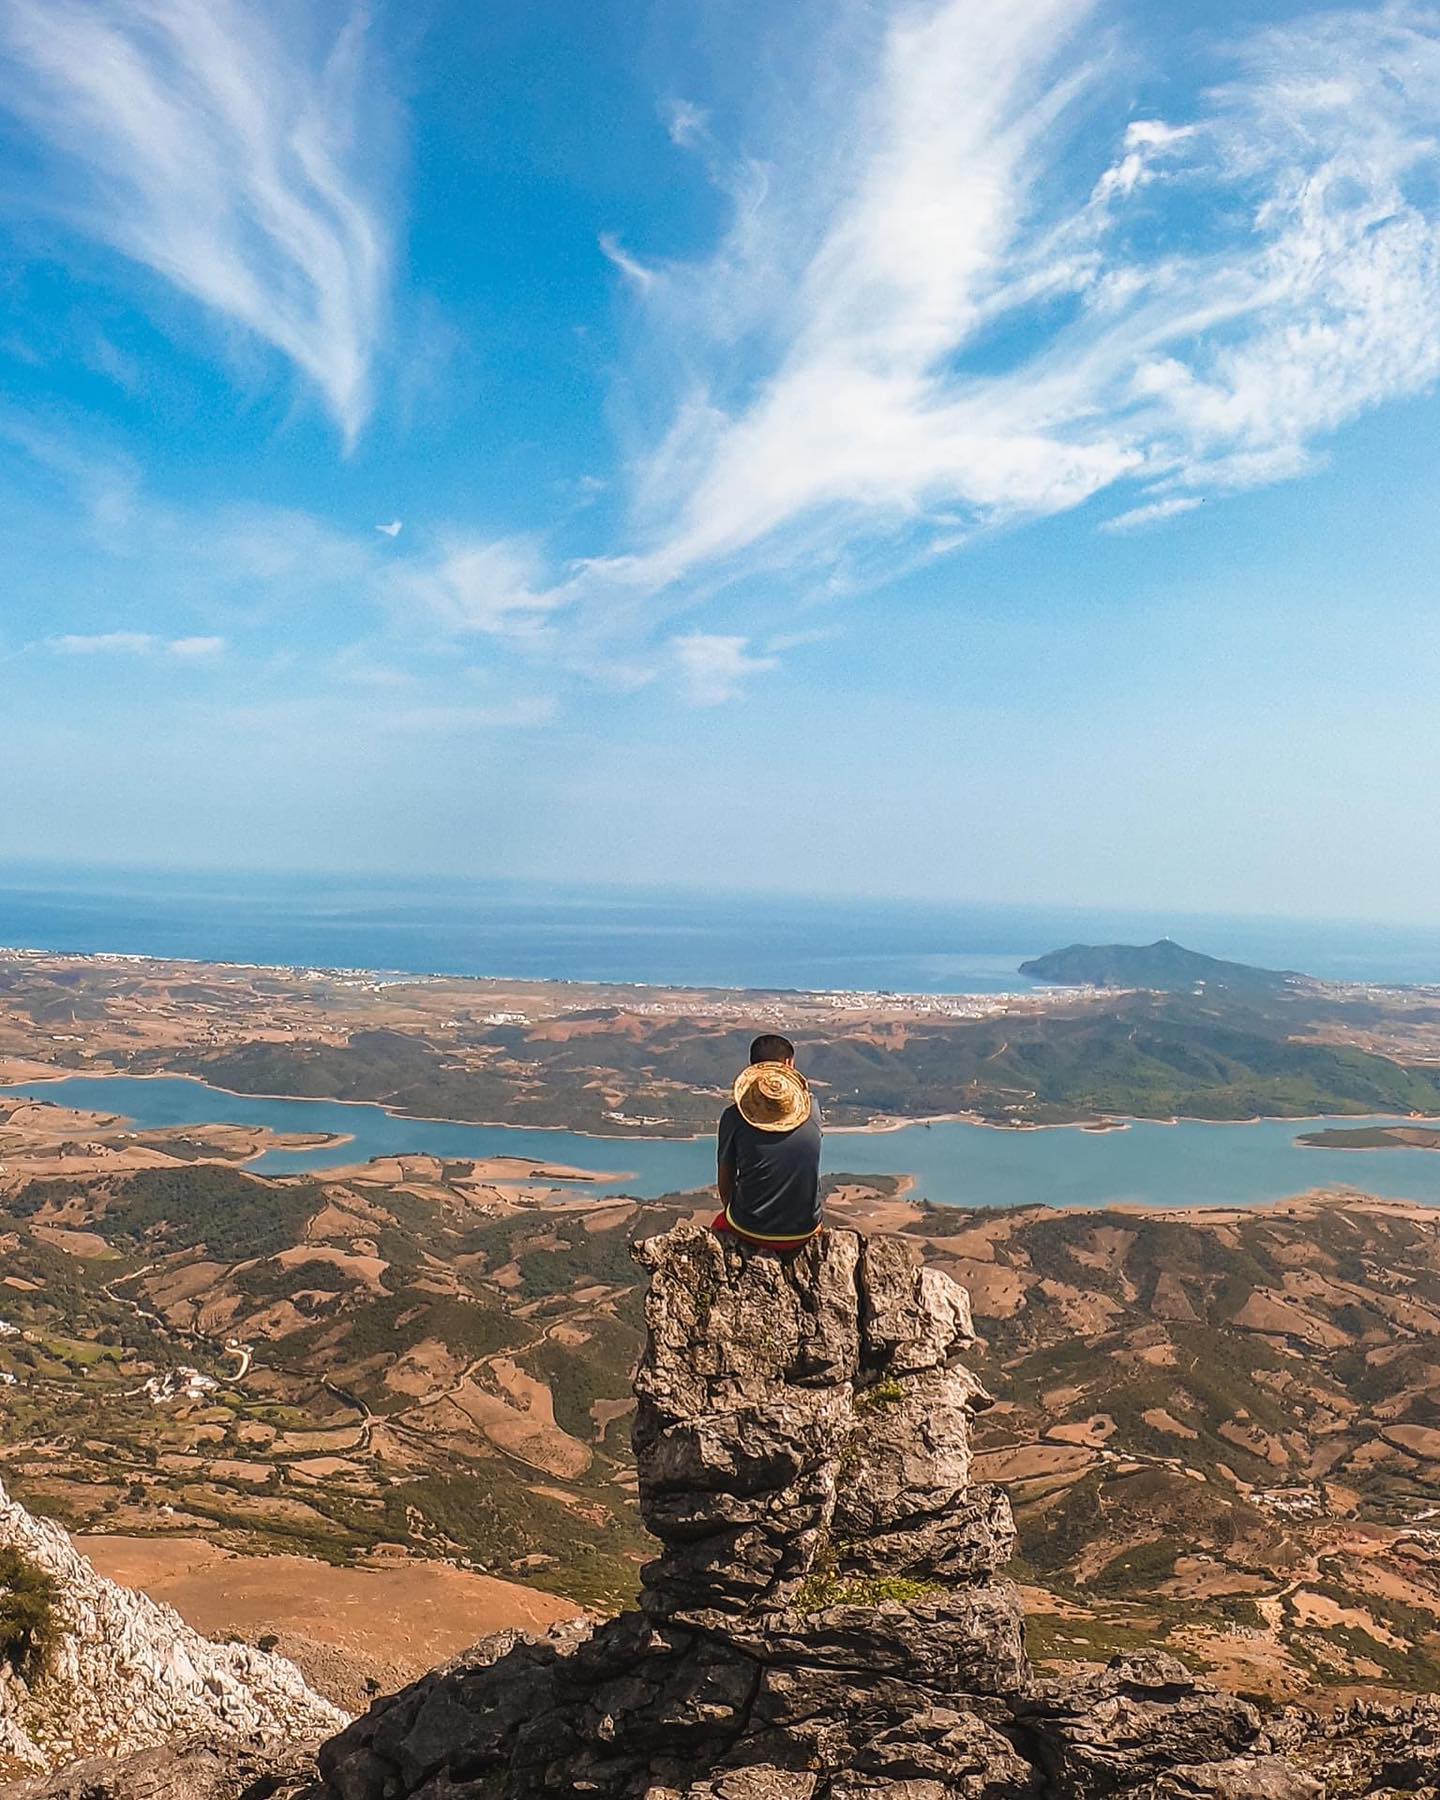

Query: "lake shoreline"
<box><xmin>9</xmin><ymin>1064</ymin><xmax>1437</xmax><ymax>1148</ymax></box>
<box><xmin>7</xmin><ymin>1070</ymin><xmax>1440</xmax><ymax>1212</ymax></box>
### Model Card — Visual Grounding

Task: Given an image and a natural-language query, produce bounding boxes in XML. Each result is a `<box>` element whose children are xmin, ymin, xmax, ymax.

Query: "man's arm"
<box><xmin>717</xmin><ymin>1107</ymin><xmax>736</xmax><ymax>1208</ymax></box>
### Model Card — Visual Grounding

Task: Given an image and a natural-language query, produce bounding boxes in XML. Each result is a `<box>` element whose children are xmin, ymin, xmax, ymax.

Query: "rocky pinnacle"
<box><xmin>314</xmin><ymin>1225</ymin><xmax>1357</xmax><ymax>1799</ymax></box>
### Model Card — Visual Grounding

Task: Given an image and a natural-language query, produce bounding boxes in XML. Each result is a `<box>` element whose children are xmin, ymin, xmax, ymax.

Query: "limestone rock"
<box><xmin>0</xmin><ymin>1734</ymin><xmax>319</xmax><ymax>1800</ymax></box>
<box><xmin>0</xmin><ymin>1477</ymin><xmax>346</xmax><ymax>1776</ymax></box>
<box><xmin>319</xmin><ymin>1226</ymin><xmax>1027</xmax><ymax>1798</ymax></box>
<box><xmin>1277</xmin><ymin>1694</ymin><xmax>1440</xmax><ymax>1797</ymax></box>
<box><xmin>1125</xmin><ymin>1759</ymin><xmax>1322</xmax><ymax>1800</ymax></box>
<box><xmin>1012</xmin><ymin>1653</ymin><xmax>1264</xmax><ymax>1794</ymax></box>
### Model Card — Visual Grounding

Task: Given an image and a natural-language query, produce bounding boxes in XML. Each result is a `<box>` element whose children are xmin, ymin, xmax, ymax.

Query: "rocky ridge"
<box><xmin>0</xmin><ymin>1476</ymin><xmax>345</xmax><ymax>1777</ymax></box>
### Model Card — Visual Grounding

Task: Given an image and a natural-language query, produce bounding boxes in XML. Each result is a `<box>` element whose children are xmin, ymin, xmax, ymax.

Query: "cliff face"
<box><xmin>313</xmin><ymin>1226</ymin><xmax>1319</xmax><ymax>1799</ymax></box>
<box><xmin>0</xmin><ymin>1477</ymin><xmax>346</xmax><ymax>1777</ymax></box>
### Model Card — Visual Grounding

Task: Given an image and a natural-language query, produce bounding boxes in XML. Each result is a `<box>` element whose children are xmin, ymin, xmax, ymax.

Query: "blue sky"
<box><xmin>2</xmin><ymin>0</ymin><xmax>1440</xmax><ymax>920</ymax></box>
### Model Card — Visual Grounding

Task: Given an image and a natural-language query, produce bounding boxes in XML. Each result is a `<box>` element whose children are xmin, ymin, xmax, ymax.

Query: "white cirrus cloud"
<box><xmin>1100</xmin><ymin>497</ymin><xmax>1204</xmax><ymax>534</ymax></box>
<box><xmin>0</xmin><ymin>0</ymin><xmax>391</xmax><ymax>444</ymax></box>
<box><xmin>664</xmin><ymin>98</ymin><xmax>709</xmax><ymax>149</ymax></box>
<box><xmin>47</xmin><ymin>630</ymin><xmax>157</xmax><ymax>655</ymax></box>
<box><xmin>395</xmin><ymin>535</ymin><xmax>562</xmax><ymax>639</ymax></box>
<box><xmin>46</xmin><ymin>630</ymin><xmax>227</xmax><ymax>657</ymax></box>
<box><xmin>599</xmin><ymin>231</ymin><xmax>657</xmax><ymax>291</ymax></box>
<box><xmin>671</xmin><ymin>633</ymin><xmax>778</xmax><ymax>705</ymax></box>
<box><xmin>592</xmin><ymin>0</ymin><xmax>1440</xmax><ymax>606</ymax></box>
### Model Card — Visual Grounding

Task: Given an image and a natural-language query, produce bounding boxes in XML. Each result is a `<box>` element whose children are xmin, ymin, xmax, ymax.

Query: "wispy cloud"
<box><xmin>1100</xmin><ymin>497</ymin><xmax>1203</xmax><ymax>534</ymax></box>
<box><xmin>663</xmin><ymin>98</ymin><xmax>709</xmax><ymax>149</ymax></box>
<box><xmin>672</xmin><ymin>633</ymin><xmax>777</xmax><ymax>705</ymax></box>
<box><xmin>46</xmin><ymin>630</ymin><xmax>225</xmax><ymax>656</ymax></box>
<box><xmin>0</xmin><ymin>0</ymin><xmax>391</xmax><ymax>443</ymax></box>
<box><xmin>47</xmin><ymin>631</ymin><xmax>156</xmax><ymax>656</ymax></box>
<box><xmin>395</xmin><ymin>536</ymin><xmax>562</xmax><ymax>639</ymax></box>
<box><xmin>599</xmin><ymin>232</ymin><xmax>657</xmax><ymax>291</ymax></box>
<box><xmin>594</xmin><ymin>1</ymin><xmax>1440</xmax><ymax>602</ymax></box>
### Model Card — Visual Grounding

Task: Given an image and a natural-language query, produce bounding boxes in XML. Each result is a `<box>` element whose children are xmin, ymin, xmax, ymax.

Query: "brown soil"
<box><xmin>77</xmin><ymin>1534</ymin><xmax>583</xmax><ymax>1713</ymax></box>
<box><xmin>1142</xmin><ymin>1407</ymin><xmax>1199</xmax><ymax>1440</ymax></box>
<box><xmin>972</xmin><ymin>1443</ymin><xmax>1095</xmax><ymax>1482</ymax></box>
<box><xmin>29</xmin><ymin>1225</ymin><xmax>115</xmax><ymax>1259</ymax></box>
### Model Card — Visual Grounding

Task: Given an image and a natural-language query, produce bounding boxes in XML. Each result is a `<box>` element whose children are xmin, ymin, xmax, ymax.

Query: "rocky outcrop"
<box><xmin>0</xmin><ymin>1734</ymin><xmax>320</xmax><ymax>1800</ymax></box>
<box><xmin>10</xmin><ymin>1224</ymin><xmax>1440</xmax><ymax>1800</ymax></box>
<box><xmin>1271</xmin><ymin>1696</ymin><xmax>1440</xmax><ymax>1797</ymax></box>
<box><xmin>0</xmin><ymin>1478</ymin><xmax>346</xmax><ymax>1776</ymax></box>
<box><xmin>312</xmin><ymin>1226</ymin><xmax>1301</xmax><ymax>1799</ymax></box>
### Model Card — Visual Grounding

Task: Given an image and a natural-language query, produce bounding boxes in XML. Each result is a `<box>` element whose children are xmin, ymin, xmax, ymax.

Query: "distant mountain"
<box><xmin>1018</xmin><ymin>937</ymin><xmax>1307</xmax><ymax>995</ymax></box>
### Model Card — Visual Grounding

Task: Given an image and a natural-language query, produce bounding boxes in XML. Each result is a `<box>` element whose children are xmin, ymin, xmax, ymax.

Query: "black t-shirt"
<box><xmin>717</xmin><ymin>1099</ymin><xmax>823</xmax><ymax>1239</ymax></box>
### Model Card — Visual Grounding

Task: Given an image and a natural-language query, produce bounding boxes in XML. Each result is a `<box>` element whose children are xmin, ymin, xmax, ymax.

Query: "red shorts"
<box><xmin>711</xmin><ymin>1208</ymin><xmax>820</xmax><ymax>1252</ymax></box>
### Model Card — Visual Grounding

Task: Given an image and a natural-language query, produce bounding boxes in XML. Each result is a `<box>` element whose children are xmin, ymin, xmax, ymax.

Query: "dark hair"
<box><xmin>749</xmin><ymin>1033</ymin><xmax>795</xmax><ymax>1064</ymax></box>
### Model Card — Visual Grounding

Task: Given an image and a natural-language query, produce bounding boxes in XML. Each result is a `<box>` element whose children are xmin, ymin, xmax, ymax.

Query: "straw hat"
<box><xmin>734</xmin><ymin>1061</ymin><xmax>812</xmax><ymax>1132</ymax></box>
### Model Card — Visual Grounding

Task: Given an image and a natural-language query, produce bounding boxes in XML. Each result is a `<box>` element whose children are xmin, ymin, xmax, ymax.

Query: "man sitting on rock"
<box><xmin>713</xmin><ymin>1033</ymin><xmax>823</xmax><ymax>1249</ymax></box>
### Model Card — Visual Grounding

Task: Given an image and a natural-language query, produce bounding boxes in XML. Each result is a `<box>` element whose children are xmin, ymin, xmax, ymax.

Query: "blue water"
<box><xmin>8</xmin><ymin>1074</ymin><xmax>1440</xmax><ymax>1209</ymax></box>
<box><xmin>3</xmin><ymin>864</ymin><xmax>1440</xmax><ymax>991</ymax></box>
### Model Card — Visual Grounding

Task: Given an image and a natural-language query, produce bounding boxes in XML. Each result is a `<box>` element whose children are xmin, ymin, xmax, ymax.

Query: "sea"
<box><xmin>5</xmin><ymin>863</ymin><xmax>1440</xmax><ymax>1209</ymax></box>
<box><xmin>2</xmin><ymin>863</ymin><xmax>1440</xmax><ymax>992</ymax></box>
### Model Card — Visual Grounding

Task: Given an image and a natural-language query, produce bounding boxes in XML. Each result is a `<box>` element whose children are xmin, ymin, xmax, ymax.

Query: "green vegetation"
<box><xmin>1297</xmin><ymin>1126</ymin><xmax>1440</xmax><ymax>1151</ymax></box>
<box><xmin>518</xmin><ymin>1315</ymin><xmax>638</xmax><ymax>1442</ymax></box>
<box><xmin>285</xmin><ymin>1290</ymin><xmax>520</xmax><ymax>1392</ymax></box>
<box><xmin>1024</xmin><ymin>1610</ymin><xmax>1184</xmax><ymax>1664</ymax></box>
<box><xmin>1090</xmin><ymin>1536</ymin><xmax>1183</xmax><ymax>1595</ymax></box>
<box><xmin>381</xmin><ymin>1471</ymin><xmax>643</xmax><ymax>1612</ymax></box>
<box><xmin>166</xmin><ymin>1028</ymin><xmax>718</xmax><ymax>1136</ymax></box>
<box><xmin>857</xmin><ymin>1378</ymin><xmax>908</xmax><ymax>1407</ymax></box>
<box><xmin>17</xmin><ymin>1164</ymin><xmax>320</xmax><ymax>1260</ymax></box>
<box><xmin>0</xmin><ymin>1546</ymin><xmax>59</xmax><ymax>1680</ymax></box>
<box><xmin>795</xmin><ymin>1570</ymin><xmax>942</xmax><ymax>1613</ymax></box>
<box><xmin>802</xmin><ymin>992</ymin><xmax>1440</xmax><ymax>1125</ymax></box>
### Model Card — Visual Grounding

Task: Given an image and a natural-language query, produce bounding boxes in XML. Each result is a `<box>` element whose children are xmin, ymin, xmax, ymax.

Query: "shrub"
<box><xmin>795</xmin><ymin>1570</ymin><xmax>941</xmax><ymax>1613</ymax></box>
<box><xmin>857</xmin><ymin>1379</ymin><xmax>908</xmax><ymax>1407</ymax></box>
<box><xmin>0</xmin><ymin>1546</ymin><xmax>60</xmax><ymax>1679</ymax></box>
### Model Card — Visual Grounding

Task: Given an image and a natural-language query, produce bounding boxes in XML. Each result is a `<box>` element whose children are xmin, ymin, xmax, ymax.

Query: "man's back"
<box><xmin>717</xmin><ymin>1099</ymin><xmax>823</xmax><ymax>1242</ymax></box>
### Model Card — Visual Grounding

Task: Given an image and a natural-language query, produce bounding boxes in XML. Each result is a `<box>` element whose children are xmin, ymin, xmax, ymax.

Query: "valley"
<box><xmin>6</xmin><ymin>947</ymin><xmax>1440</xmax><ymax>1711</ymax></box>
<box><xmin>4</xmin><ymin>1075</ymin><xmax>1440</xmax><ymax>1706</ymax></box>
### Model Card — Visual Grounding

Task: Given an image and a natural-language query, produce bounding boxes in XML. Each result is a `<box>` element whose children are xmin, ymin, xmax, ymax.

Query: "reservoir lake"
<box><xmin>7</xmin><ymin>1074</ymin><xmax>1440</xmax><ymax>1210</ymax></box>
